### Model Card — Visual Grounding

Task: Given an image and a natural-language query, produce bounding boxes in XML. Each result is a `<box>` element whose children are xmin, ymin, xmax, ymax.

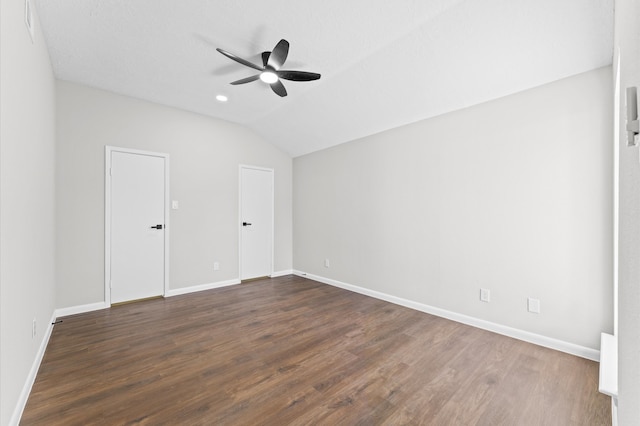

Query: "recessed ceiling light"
<box><xmin>259</xmin><ymin>71</ymin><xmax>279</xmax><ymax>84</ymax></box>
<box><xmin>216</xmin><ymin>95</ymin><xmax>228</xmax><ymax>102</ymax></box>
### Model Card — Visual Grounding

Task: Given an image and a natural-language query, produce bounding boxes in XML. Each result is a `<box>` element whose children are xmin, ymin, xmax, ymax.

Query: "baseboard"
<box><xmin>293</xmin><ymin>270</ymin><xmax>600</xmax><ymax>362</ymax></box>
<box><xmin>165</xmin><ymin>278</ymin><xmax>241</xmax><ymax>297</ymax></box>
<box><xmin>55</xmin><ymin>301</ymin><xmax>110</xmax><ymax>318</ymax></box>
<box><xmin>9</xmin><ymin>311</ymin><xmax>56</xmax><ymax>426</ymax></box>
<box><xmin>270</xmin><ymin>269</ymin><xmax>293</xmax><ymax>278</ymax></box>
<box><xmin>55</xmin><ymin>279</ymin><xmax>245</xmax><ymax>312</ymax></box>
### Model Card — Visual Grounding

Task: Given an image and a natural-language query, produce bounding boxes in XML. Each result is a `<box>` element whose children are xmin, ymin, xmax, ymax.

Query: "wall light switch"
<box><xmin>172</xmin><ymin>200</ymin><xmax>179</xmax><ymax>210</ymax></box>
<box><xmin>528</xmin><ymin>298</ymin><xmax>541</xmax><ymax>314</ymax></box>
<box><xmin>480</xmin><ymin>288</ymin><xmax>490</xmax><ymax>303</ymax></box>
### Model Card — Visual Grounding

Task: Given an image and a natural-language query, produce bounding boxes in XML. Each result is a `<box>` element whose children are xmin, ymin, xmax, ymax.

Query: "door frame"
<box><xmin>104</xmin><ymin>146</ymin><xmax>170</xmax><ymax>306</ymax></box>
<box><xmin>238</xmin><ymin>165</ymin><xmax>274</xmax><ymax>280</ymax></box>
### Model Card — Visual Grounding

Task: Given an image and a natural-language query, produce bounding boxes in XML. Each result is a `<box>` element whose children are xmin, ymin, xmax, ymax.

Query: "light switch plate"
<box><xmin>480</xmin><ymin>288</ymin><xmax>490</xmax><ymax>303</ymax></box>
<box><xmin>528</xmin><ymin>298</ymin><xmax>541</xmax><ymax>314</ymax></box>
<box><xmin>172</xmin><ymin>200</ymin><xmax>179</xmax><ymax>210</ymax></box>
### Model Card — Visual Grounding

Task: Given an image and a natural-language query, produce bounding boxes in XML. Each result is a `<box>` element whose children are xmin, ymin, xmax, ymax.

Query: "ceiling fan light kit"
<box><xmin>259</xmin><ymin>71</ymin><xmax>279</xmax><ymax>84</ymax></box>
<box><xmin>217</xmin><ymin>39</ymin><xmax>321</xmax><ymax>97</ymax></box>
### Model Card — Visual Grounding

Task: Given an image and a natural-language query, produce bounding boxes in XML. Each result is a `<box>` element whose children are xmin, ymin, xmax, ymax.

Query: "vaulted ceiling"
<box><xmin>35</xmin><ymin>0</ymin><xmax>613</xmax><ymax>157</ymax></box>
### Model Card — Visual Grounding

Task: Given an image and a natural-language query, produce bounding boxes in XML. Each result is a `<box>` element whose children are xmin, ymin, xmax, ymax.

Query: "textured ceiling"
<box><xmin>35</xmin><ymin>0</ymin><xmax>613</xmax><ymax>157</ymax></box>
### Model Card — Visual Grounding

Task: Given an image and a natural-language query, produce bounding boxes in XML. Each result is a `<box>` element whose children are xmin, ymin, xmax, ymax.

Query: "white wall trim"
<box><xmin>52</xmin><ymin>279</ymin><xmax>242</xmax><ymax>319</ymax></box>
<box><xmin>9</xmin><ymin>311</ymin><xmax>56</xmax><ymax>426</ymax></box>
<box><xmin>165</xmin><ymin>278</ymin><xmax>241</xmax><ymax>297</ymax></box>
<box><xmin>613</xmin><ymin>48</ymin><xmax>620</xmax><ymax>337</ymax></box>
<box><xmin>293</xmin><ymin>270</ymin><xmax>600</xmax><ymax>361</ymax></box>
<box><xmin>599</xmin><ymin>331</ymin><xmax>618</xmax><ymax>419</ymax></box>
<box><xmin>270</xmin><ymin>270</ymin><xmax>293</xmax><ymax>278</ymax></box>
<box><xmin>55</xmin><ymin>302</ymin><xmax>110</xmax><ymax>318</ymax></box>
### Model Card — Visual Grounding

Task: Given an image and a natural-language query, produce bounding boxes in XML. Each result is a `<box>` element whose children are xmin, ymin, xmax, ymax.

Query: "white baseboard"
<box><xmin>165</xmin><ymin>278</ymin><xmax>241</xmax><ymax>297</ymax></box>
<box><xmin>54</xmin><ymin>279</ymin><xmax>245</xmax><ymax>313</ymax></box>
<box><xmin>270</xmin><ymin>269</ymin><xmax>293</xmax><ymax>278</ymax></box>
<box><xmin>55</xmin><ymin>301</ymin><xmax>109</xmax><ymax>318</ymax></box>
<box><xmin>293</xmin><ymin>270</ymin><xmax>600</xmax><ymax>362</ymax></box>
<box><xmin>9</xmin><ymin>311</ymin><xmax>56</xmax><ymax>426</ymax></box>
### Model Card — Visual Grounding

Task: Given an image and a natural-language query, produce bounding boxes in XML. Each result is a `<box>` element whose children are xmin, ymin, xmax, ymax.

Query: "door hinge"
<box><xmin>109</xmin><ymin>167</ymin><xmax>113</xmax><ymax>176</ymax></box>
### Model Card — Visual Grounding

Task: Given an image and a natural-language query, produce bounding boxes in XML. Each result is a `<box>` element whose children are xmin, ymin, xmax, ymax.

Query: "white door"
<box><xmin>240</xmin><ymin>166</ymin><xmax>273</xmax><ymax>280</ymax></box>
<box><xmin>108</xmin><ymin>148</ymin><xmax>167</xmax><ymax>303</ymax></box>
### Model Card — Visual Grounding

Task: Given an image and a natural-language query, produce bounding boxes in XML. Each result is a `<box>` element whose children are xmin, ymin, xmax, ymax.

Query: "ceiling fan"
<box><xmin>216</xmin><ymin>39</ymin><xmax>321</xmax><ymax>97</ymax></box>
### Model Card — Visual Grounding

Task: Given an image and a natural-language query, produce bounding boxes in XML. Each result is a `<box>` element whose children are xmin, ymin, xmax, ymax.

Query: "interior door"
<box><xmin>110</xmin><ymin>149</ymin><xmax>167</xmax><ymax>303</ymax></box>
<box><xmin>240</xmin><ymin>166</ymin><xmax>273</xmax><ymax>280</ymax></box>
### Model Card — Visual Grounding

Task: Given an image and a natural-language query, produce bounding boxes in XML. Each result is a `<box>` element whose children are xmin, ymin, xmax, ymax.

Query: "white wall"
<box><xmin>56</xmin><ymin>81</ymin><xmax>292</xmax><ymax>308</ymax></box>
<box><xmin>614</xmin><ymin>0</ymin><xmax>640</xmax><ymax>423</ymax></box>
<box><xmin>0</xmin><ymin>0</ymin><xmax>57</xmax><ymax>424</ymax></box>
<box><xmin>294</xmin><ymin>67</ymin><xmax>612</xmax><ymax>351</ymax></box>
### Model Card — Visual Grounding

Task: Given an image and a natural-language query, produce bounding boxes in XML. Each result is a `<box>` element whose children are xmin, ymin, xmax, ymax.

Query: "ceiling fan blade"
<box><xmin>277</xmin><ymin>70</ymin><xmax>321</xmax><ymax>82</ymax></box>
<box><xmin>216</xmin><ymin>48</ymin><xmax>263</xmax><ymax>71</ymax></box>
<box><xmin>267</xmin><ymin>39</ymin><xmax>289</xmax><ymax>69</ymax></box>
<box><xmin>230</xmin><ymin>74</ymin><xmax>261</xmax><ymax>85</ymax></box>
<box><xmin>270</xmin><ymin>80</ymin><xmax>288</xmax><ymax>97</ymax></box>
<box><xmin>261</xmin><ymin>51</ymin><xmax>270</xmax><ymax>68</ymax></box>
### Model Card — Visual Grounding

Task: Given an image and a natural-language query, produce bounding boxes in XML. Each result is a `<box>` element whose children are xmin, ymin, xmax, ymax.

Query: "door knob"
<box><xmin>150</xmin><ymin>224</ymin><xmax>163</xmax><ymax>229</ymax></box>
<box><xmin>242</xmin><ymin>222</ymin><xmax>252</xmax><ymax>226</ymax></box>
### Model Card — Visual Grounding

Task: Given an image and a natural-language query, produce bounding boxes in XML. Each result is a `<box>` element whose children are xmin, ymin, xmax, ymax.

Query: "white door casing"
<box><xmin>105</xmin><ymin>146</ymin><xmax>169</xmax><ymax>304</ymax></box>
<box><xmin>239</xmin><ymin>166</ymin><xmax>274</xmax><ymax>280</ymax></box>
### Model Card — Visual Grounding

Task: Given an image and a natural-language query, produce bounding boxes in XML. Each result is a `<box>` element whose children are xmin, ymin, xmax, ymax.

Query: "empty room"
<box><xmin>2</xmin><ymin>0</ymin><xmax>639</xmax><ymax>424</ymax></box>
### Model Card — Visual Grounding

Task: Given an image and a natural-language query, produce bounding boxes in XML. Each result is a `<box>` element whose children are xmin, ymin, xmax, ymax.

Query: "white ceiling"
<box><xmin>35</xmin><ymin>0</ymin><xmax>613</xmax><ymax>157</ymax></box>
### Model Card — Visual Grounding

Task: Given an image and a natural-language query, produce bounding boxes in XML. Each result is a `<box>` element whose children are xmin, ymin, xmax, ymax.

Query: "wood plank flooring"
<box><xmin>21</xmin><ymin>275</ymin><xmax>610</xmax><ymax>425</ymax></box>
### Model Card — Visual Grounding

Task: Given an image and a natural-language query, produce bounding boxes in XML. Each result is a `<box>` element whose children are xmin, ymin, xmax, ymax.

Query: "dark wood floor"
<box><xmin>22</xmin><ymin>275</ymin><xmax>610</xmax><ymax>425</ymax></box>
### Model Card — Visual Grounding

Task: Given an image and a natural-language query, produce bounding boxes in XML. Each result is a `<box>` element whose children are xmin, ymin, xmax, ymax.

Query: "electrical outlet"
<box><xmin>480</xmin><ymin>288</ymin><xmax>490</xmax><ymax>303</ymax></box>
<box><xmin>528</xmin><ymin>298</ymin><xmax>541</xmax><ymax>314</ymax></box>
<box><xmin>324</xmin><ymin>258</ymin><xmax>330</xmax><ymax>268</ymax></box>
<box><xmin>213</xmin><ymin>262</ymin><xmax>220</xmax><ymax>271</ymax></box>
<box><xmin>32</xmin><ymin>318</ymin><xmax>36</xmax><ymax>338</ymax></box>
